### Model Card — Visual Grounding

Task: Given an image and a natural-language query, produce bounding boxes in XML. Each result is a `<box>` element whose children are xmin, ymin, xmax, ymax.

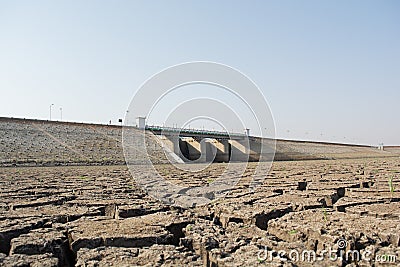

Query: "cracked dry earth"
<box><xmin>0</xmin><ymin>158</ymin><xmax>399</xmax><ymax>267</ymax></box>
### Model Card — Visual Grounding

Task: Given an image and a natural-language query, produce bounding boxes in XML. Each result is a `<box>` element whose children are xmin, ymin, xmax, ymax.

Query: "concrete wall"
<box><xmin>162</xmin><ymin>135</ymin><xmax>397</xmax><ymax>163</ymax></box>
<box><xmin>163</xmin><ymin>137</ymin><xmax>229</xmax><ymax>163</ymax></box>
<box><xmin>0</xmin><ymin>117</ymin><xmax>171</xmax><ymax>166</ymax></box>
<box><xmin>383</xmin><ymin>146</ymin><xmax>400</xmax><ymax>154</ymax></box>
<box><xmin>0</xmin><ymin>117</ymin><xmax>398</xmax><ymax>166</ymax></box>
<box><xmin>271</xmin><ymin>139</ymin><xmax>394</xmax><ymax>161</ymax></box>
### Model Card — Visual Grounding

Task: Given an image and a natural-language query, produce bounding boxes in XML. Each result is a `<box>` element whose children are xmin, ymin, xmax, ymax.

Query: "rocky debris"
<box><xmin>345</xmin><ymin>202</ymin><xmax>400</xmax><ymax>219</ymax></box>
<box><xmin>333</xmin><ymin>196</ymin><xmax>399</xmax><ymax>212</ymax></box>
<box><xmin>75</xmin><ymin>245</ymin><xmax>202</xmax><ymax>267</ymax></box>
<box><xmin>9</xmin><ymin>195</ymin><xmax>77</xmax><ymax>210</ymax></box>
<box><xmin>116</xmin><ymin>202</ymin><xmax>169</xmax><ymax>219</ymax></box>
<box><xmin>0</xmin><ymin>253</ymin><xmax>59</xmax><ymax>267</ymax></box>
<box><xmin>181</xmin><ymin>219</ymin><xmax>224</xmax><ymax>266</ymax></box>
<box><xmin>67</xmin><ymin>212</ymin><xmax>190</xmax><ymax>254</ymax></box>
<box><xmin>0</xmin><ymin>158</ymin><xmax>399</xmax><ymax>266</ymax></box>
<box><xmin>0</xmin><ymin>217</ymin><xmax>49</xmax><ymax>254</ymax></box>
<box><xmin>9</xmin><ymin>227</ymin><xmax>71</xmax><ymax>266</ymax></box>
<box><xmin>268</xmin><ymin>209</ymin><xmax>400</xmax><ymax>252</ymax></box>
<box><xmin>210</xmin><ymin>188</ymin><xmax>342</xmax><ymax>231</ymax></box>
<box><xmin>213</xmin><ymin>201</ymin><xmax>293</xmax><ymax>230</ymax></box>
<box><xmin>182</xmin><ymin>217</ymin><xmax>307</xmax><ymax>266</ymax></box>
<box><xmin>1</xmin><ymin>205</ymin><xmax>103</xmax><ymax>224</ymax></box>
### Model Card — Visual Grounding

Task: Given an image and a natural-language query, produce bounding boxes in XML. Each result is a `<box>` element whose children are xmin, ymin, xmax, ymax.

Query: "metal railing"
<box><xmin>145</xmin><ymin>125</ymin><xmax>247</xmax><ymax>137</ymax></box>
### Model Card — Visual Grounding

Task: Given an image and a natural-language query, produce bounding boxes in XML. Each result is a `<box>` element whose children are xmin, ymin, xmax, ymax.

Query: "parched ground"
<box><xmin>0</xmin><ymin>157</ymin><xmax>399</xmax><ymax>266</ymax></box>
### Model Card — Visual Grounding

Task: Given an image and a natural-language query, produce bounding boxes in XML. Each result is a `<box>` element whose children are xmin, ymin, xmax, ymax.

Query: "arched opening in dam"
<box><xmin>177</xmin><ymin>137</ymin><xmax>229</xmax><ymax>163</ymax></box>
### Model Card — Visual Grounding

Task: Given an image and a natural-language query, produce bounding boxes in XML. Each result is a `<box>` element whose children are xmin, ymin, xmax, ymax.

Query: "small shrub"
<box><xmin>288</xmin><ymin>229</ymin><xmax>297</xmax><ymax>235</ymax></box>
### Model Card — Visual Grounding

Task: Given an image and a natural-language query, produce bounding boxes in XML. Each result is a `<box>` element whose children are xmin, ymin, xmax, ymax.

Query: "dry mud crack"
<box><xmin>0</xmin><ymin>158</ymin><xmax>399</xmax><ymax>266</ymax></box>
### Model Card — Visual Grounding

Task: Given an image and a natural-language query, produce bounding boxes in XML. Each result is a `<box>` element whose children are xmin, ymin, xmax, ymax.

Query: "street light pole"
<box><xmin>60</xmin><ymin>107</ymin><xmax>63</xmax><ymax>121</ymax></box>
<box><xmin>49</xmin><ymin>104</ymin><xmax>54</xmax><ymax>120</ymax></box>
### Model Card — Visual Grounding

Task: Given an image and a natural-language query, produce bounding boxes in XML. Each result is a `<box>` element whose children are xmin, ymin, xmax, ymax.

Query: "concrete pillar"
<box><xmin>180</xmin><ymin>138</ymin><xmax>230</xmax><ymax>163</ymax></box>
<box><xmin>185</xmin><ymin>137</ymin><xmax>202</xmax><ymax>160</ymax></box>
<box><xmin>200</xmin><ymin>139</ymin><xmax>207</xmax><ymax>163</ymax></box>
<box><xmin>199</xmin><ymin>138</ymin><xmax>217</xmax><ymax>163</ymax></box>
<box><xmin>214</xmin><ymin>139</ymin><xmax>230</xmax><ymax>162</ymax></box>
<box><xmin>229</xmin><ymin>139</ymin><xmax>250</xmax><ymax>162</ymax></box>
<box><xmin>170</xmin><ymin>135</ymin><xmax>181</xmax><ymax>156</ymax></box>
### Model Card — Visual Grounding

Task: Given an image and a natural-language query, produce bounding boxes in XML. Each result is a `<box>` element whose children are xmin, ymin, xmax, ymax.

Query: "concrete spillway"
<box><xmin>0</xmin><ymin>117</ymin><xmax>397</xmax><ymax>167</ymax></box>
<box><xmin>155</xmin><ymin>129</ymin><xmax>394</xmax><ymax>163</ymax></box>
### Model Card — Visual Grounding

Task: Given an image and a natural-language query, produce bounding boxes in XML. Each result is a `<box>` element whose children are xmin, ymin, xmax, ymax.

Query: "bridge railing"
<box><xmin>145</xmin><ymin>125</ymin><xmax>247</xmax><ymax>137</ymax></box>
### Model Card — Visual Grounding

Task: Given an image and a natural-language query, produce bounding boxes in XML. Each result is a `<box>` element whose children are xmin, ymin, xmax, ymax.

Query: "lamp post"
<box><xmin>60</xmin><ymin>107</ymin><xmax>63</xmax><ymax>121</ymax></box>
<box><xmin>49</xmin><ymin>104</ymin><xmax>54</xmax><ymax>120</ymax></box>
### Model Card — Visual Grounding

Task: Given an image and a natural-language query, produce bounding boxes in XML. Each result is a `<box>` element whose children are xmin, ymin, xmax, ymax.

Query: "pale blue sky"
<box><xmin>0</xmin><ymin>1</ymin><xmax>399</xmax><ymax>145</ymax></box>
